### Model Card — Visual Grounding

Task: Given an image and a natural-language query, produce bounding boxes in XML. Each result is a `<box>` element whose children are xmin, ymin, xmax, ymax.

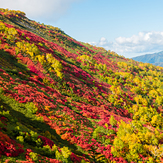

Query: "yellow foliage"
<box><xmin>0</xmin><ymin>8</ymin><xmax>26</xmax><ymax>16</ymax></box>
<box><xmin>151</xmin><ymin>114</ymin><xmax>163</xmax><ymax>127</ymax></box>
<box><xmin>156</xmin><ymin>96</ymin><xmax>163</xmax><ymax>105</ymax></box>
<box><xmin>37</xmin><ymin>55</ymin><xmax>45</xmax><ymax>64</ymax></box>
<box><xmin>78</xmin><ymin>55</ymin><xmax>92</xmax><ymax>62</ymax></box>
<box><xmin>133</xmin><ymin>77</ymin><xmax>141</xmax><ymax>85</ymax></box>
<box><xmin>110</xmin><ymin>85</ymin><xmax>122</xmax><ymax>95</ymax></box>
<box><xmin>60</xmin><ymin>146</ymin><xmax>71</xmax><ymax>159</ymax></box>
<box><xmin>46</xmin><ymin>53</ymin><xmax>63</xmax><ymax>78</ymax></box>
<box><xmin>117</xmin><ymin>62</ymin><xmax>128</xmax><ymax>69</ymax></box>
<box><xmin>0</xmin><ymin>21</ymin><xmax>6</xmax><ymax>32</ymax></box>
<box><xmin>147</xmin><ymin>145</ymin><xmax>163</xmax><ymax>158</ymax></box>
<box><xmin>149</xmin><ymin>90</ymin><xmax>158</xmax><ymax>98</ymax></box>
<box><xmin>109</xmin><ymin>115</ymin><xmax>117</xmax><ymax>127</ymax></box>
<box><xmin>16</xmin><ymin>41</ymin><xmax>40</xmax><ymax>57</ymax></box>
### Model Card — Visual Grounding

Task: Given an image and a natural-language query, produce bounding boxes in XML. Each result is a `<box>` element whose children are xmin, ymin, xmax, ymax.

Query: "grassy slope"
<box><xmin>1</xmin><ymin>9</ymin><xmax>163</xmax><ymax>163</ymax></box>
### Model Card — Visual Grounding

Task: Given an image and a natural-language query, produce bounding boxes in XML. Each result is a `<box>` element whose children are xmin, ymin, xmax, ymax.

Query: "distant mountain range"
<box><xmin>132</xmin><ymin>51</ymin><xmax>163</xmax><ymax>66</ymax></box>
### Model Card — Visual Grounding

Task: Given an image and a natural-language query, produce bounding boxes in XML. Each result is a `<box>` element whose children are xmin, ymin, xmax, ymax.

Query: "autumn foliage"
<box><xmin>1</xmin><ymin>8</ymin><xmax>163</xmax><ymax>162</ymax></box>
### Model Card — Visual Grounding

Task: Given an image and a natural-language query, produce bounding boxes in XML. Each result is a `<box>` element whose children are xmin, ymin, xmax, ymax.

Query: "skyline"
<box><xmin>1</xmin><ymin>0</ymin><xmax>163</xmax><ymax>58</ymax></box>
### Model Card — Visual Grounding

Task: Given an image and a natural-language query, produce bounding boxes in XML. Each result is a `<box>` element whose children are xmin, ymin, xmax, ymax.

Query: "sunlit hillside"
<box><xmin>1</xmin><ymin>8</ymin><xmax>163</xmax><ymax>163</ymax></box>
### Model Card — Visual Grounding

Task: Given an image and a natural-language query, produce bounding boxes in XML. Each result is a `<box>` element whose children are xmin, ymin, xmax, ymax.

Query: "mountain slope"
<box><xmin>132</xmin><ymin>51</ymin><xmax>163</xmax><ymax>66</ymax></box>
<box><xmin>1</xmin><ymin>8</ymin><xmax>163</xmax><ymax>163</ymax></box>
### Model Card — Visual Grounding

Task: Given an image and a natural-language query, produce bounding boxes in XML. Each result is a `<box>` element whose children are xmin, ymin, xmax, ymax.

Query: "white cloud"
<box><xmin>88</xmin><ymin>41</ymin><xmax>96</xmax><ymax>46</ymax></box>
<box><xmin>91</xmin><ymin>31</ymin><xmax>163</xmax><ymax>58</ymax></box>
<box><xmin>0</xmin><ymin>0</ymin><xmax>81</xmax><ymax>21</ymax></box>
<box><xmin>98</xmin><ymin>37</ymin><xmax>109</xmax><ymax>46</ymax></box>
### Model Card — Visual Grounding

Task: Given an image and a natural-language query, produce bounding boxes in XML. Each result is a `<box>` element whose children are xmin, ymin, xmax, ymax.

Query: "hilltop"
<box><xmin>1</xmin><ymin>8</ymin><xmax>163</xmax><ymax>163</ymax></box>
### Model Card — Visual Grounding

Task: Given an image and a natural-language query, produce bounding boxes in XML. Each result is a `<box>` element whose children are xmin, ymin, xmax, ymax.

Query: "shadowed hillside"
<box><xmin>1</xmin><ymin>8</ymin><xmax>163</xmax><ymax>162</ymax></box>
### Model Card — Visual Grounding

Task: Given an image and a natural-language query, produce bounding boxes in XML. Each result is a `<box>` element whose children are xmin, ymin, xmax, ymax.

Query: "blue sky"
<box><xmin>1</xmin><ymin>0</ymin><xmax>163</xmax><ymax>58</ymax></box>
